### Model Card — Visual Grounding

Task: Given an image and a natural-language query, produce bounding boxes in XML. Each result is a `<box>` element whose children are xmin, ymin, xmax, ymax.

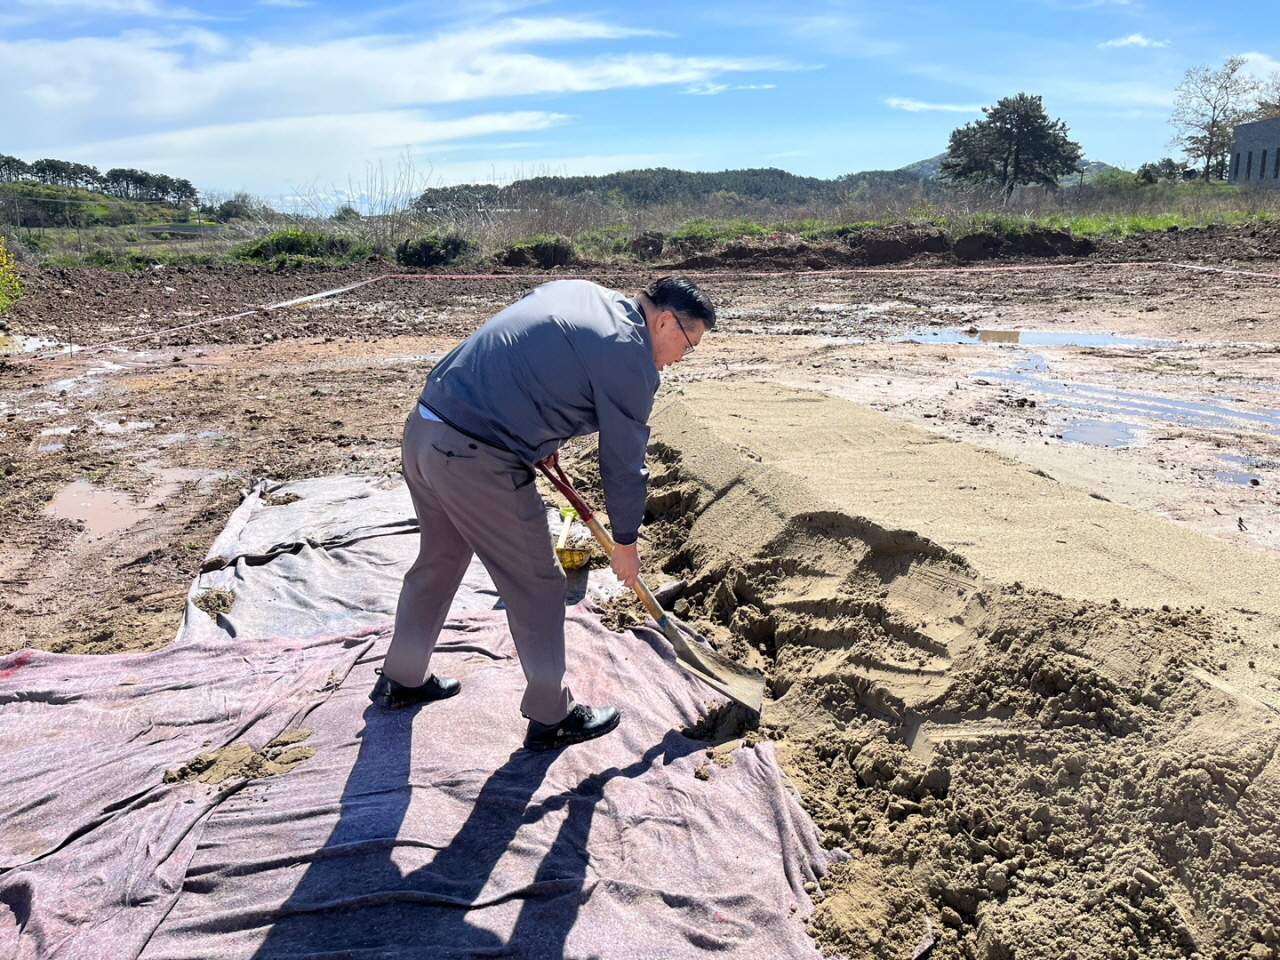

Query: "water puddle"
<box><xmin>907</xmin><ymin>328</ymin><xmax>1174</xmax><ymax>348</ymax></box>
<box><xmin>46</xmin><ymin>481</ymin><xmax>154</xmax><ymax>536</ymax></box>
<box><xmin>97</xmin><ymin>418</ymin><xmax>155</xmax><ymax>434</ymax></box>
<box><xmin>0</xmin><ymin>334</ymin><xmax>68</xmax><ymax>356</ymax></box>
<box><xmin>45</xmin><ymin>466</ymin><xmax>227</xmax><ymax>536</ymax></box>
<box><xmin>975</xmin><ymin>358</ymin><xmax>1280</xmax><ymax>432</ymax></box>
<box><xmin>812</xmin><ymin>301</ymin><xmax>914</xmax><ymax>315</ymax></box>
<box><xmin>1218</xmin><ymin>454</ymin><xmax>1263</xmax><ymax>485</ymax></box>
<box><xmin>1060</xmin><ymin>420</ymin><xmax>1135</xmax><ymax>447</ymax></box>
<box><xmin>38</xmin><ymin>443</ymin><xmax>65</xmax><ymax>453</ymax></box>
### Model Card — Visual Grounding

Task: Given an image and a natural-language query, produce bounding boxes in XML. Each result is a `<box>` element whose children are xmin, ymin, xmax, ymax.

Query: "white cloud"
<box><xmin>1099</xmin><ymin>34</ymin><xmax>1169</xmax><ymax>49</ymax></box>
<box><xmin>885</xmin><ymin>97</ymin><xmax>982</xmax><ymax>113</ymax></box>
<box><xmin>13</xmin><ymin>0</ymin><xmax>193</xmax><ymax>15</ymax></box>
<box><xmin>1240</xmin><ymin>51</ymin><xmax>1280</xmax><ymax>80</ymax></box>
<box><xmin>4</xmin><ymin>20</ymin><xmax>786</xmax><ymax>136</ymax></box>
<box><xmin>63</xmin><ymin>110</ymin><xmax>568</xmax><ymax>191</ymax></box>
<box><xmin>5</xmin><ymin>15</ymin><xmax>793</xmax><ymax>194</ymax></box>
<box><xmin>685</xmin><ymin>82</ymin><xmax>776</xmax><ymax>95</ymax></box>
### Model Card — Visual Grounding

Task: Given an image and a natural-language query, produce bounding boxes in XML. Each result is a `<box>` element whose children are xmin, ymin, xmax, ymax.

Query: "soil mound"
<box><xmin>844</xmin><ymin>226</ymin><xmax>950</xmax><ymax>265</ymax></box>
<box><xmin>668</xmin><ymin>227</ymin><xmax>953</xmax><ymax>272</ymax></box>
<box><xmin>498</xmin><ymin>235</ymin><xmax>576</xmax><ymax>269</ymax></box>
<box><xmin>954</xmin><ymin>228</ymin><xmax>1093</xmax><ymax>262</ymax></box>
<box><xmin>1095</xmin><ymin>219</ymin><xmax>1280</xmax><ymax>265</ymax></box>
<box><xmin>667</xmin><ymin>225</ymin><xmax>1096</xmax><ymax>272</ymax></box>
<box><xmin>638</xmin><ymin>383</ymin><xmax>1280</xmax><ymax>960</ymax></box>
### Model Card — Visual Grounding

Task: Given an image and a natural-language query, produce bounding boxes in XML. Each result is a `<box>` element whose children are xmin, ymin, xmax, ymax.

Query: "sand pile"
<box><xmin>639</xmin><ymin>383</ymin><xmax>1280</xmax><ymax>960</ymax></box>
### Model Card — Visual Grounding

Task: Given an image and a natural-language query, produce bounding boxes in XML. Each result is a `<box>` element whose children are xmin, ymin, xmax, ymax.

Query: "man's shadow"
<box><xmin>253</xmin><ymin>699</ymin><xmax>700</xmax><ymax>958</ymax></box>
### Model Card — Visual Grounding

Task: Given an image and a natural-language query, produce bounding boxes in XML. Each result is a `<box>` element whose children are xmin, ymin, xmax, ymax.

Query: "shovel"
<box><xmin>537</xmin><ymin>453</ymin><xmax>765</xmax><ymax>715</ymax></box>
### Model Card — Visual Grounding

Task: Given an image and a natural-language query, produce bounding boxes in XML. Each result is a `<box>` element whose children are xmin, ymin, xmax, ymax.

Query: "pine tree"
<box><xmin>940</xmin><ymin>93</ymin><xmax>1083</xmax><ymax>195</ymax></box>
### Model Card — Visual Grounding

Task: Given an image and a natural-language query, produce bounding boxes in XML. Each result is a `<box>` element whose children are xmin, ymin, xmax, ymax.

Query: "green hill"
<box><xmin>416</xmin><ymin>166</ymin><xmax>930</xmax><ymax>211</ymax></box>
<box><xmin>896</xmin><ymin>153</ymin><xmax>1116</xmax><ymax>186</ymax></box>
<box><xmin>0</xmin><ymin>181</ymin><xmax>183</xmax><ymax>229</ymax></box>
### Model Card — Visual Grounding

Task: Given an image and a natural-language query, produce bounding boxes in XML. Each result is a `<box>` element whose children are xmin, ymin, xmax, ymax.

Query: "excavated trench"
<box><xmin>578</xmin><ymin>394</ymin><xmax>1280</xmax><ymax>960</ymax></box>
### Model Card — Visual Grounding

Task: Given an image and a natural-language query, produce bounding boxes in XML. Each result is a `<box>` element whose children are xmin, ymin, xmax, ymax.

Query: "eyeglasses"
<box><xmin>675</xmin><ymin>317</ymin><xmax>697</xmax><ymax>355</ymax></box>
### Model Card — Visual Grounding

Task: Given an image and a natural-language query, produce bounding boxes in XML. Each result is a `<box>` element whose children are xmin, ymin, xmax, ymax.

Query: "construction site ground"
<box><xmin>2</xmin><ymin>248</ymin><xmax>1279</xmax><ymax>960</ymax></box>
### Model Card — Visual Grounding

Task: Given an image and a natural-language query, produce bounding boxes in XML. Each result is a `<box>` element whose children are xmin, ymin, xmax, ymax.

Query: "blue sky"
<box><xmin>5</xmin><ymin>0</ymin><xmax>1278</xmax><ymax>205</ymax></box>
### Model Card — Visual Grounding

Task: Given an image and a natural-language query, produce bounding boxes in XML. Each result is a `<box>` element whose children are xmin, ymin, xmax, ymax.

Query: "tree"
<box><xmin>1136</xmin><ymin>157</ymin><xmax>1193</xmax><ymax>183</ymax></box>
<box><xmin>939</xmin><ymin>94</ymin><xmax>1083</xmax><ymax>195</ymax></box>
<box><xmin>1168</xmin><ymin>56</ymin><xmax>1260</xmax><ymax>182</ymax></box>
<box><xmin>0</xmin><ymin>155</ymin><xmax>30</xmax><ymax>181</ymax></box>
<box><xmin>1252</xmin><ymin>70</ymin><xmax>1280</xmax><ymax>120</ymax></box>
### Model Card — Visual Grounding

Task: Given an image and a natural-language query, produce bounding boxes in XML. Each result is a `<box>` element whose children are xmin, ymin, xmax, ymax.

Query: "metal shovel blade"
<box><xmin>536</xmin><ymin>454</ymin><xmax>766</xmax><ymax>715</ymax></box>
<box><xmin>655</xmin><ymin>614</ymin><xmax>765</xmax><ymax>715</ymax></box>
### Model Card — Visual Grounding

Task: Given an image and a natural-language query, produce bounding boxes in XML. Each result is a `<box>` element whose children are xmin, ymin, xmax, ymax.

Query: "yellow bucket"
<box><xmin>556</xmin><ymin>546</ymin><xmax>592</xmax><ymax>570</ymax></box>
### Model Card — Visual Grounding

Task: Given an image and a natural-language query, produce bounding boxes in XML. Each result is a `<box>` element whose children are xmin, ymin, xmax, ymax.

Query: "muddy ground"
<box><xmin>2</xmin><ymin>234</ymin><xmax>1279</xmax><ymax>959</ymax></box>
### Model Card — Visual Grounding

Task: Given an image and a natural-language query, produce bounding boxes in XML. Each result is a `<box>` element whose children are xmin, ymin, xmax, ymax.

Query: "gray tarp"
<box><xmin>1</xmin><ymin>477</ymin><xmax>832</xmax><ymax>958</ymax></box>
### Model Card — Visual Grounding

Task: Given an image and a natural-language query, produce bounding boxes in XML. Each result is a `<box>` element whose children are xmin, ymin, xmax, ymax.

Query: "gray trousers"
<box><xmin>383</xmin><ymin>411</ymin><xmax>575</xmax><ymax>725</ymax></box>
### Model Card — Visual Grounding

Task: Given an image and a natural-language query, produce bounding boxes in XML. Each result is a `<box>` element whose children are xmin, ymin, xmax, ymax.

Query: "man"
<box><xmin>371</xmin><ymin>275</ymin><xmax>715</xmax><ymax>752</ymax></box>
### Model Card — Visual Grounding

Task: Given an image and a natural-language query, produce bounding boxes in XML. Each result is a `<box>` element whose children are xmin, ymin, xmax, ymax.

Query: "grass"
<box><xmin>0</xmin><ymin>237</ymin><xmax>20</xmax><ymax>312</ymax></box>
<box><xmin>11</xmin><ymin>176</ymin><xmax>1280</xmax><ymax>270</ymax></box>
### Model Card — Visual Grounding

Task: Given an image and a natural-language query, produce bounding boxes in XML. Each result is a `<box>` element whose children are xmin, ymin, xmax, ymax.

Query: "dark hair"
<box><xmin>644</xmin><ymin>274</ymin><xmax>716</xmax><ymax>330</ymax></box>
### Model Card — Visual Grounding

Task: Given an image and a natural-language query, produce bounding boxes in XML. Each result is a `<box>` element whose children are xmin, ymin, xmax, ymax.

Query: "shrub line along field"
<box><xmin>3</xmin><ymin>231</ymin><xmax>1280</xmax><ymax>959</ymax></box>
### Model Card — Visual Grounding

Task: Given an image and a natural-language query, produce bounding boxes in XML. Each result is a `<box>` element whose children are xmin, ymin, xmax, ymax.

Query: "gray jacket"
<box><xmin>420</xmin><ymin>280</ymin><xmax>659</xmax><ymax>545</ymax></box>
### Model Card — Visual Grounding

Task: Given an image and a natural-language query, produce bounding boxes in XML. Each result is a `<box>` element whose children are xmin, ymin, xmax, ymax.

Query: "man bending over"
<box><xmin>372</xmin><ymin>275</ymin><xmax>715</xmax><ymax>752</ymax></box>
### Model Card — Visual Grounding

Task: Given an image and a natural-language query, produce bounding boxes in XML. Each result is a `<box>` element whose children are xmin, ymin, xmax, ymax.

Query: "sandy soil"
<box><xmin>3</xmin><ymin>242</ymin><xmax>1280</xmax><ymax>959</ymax></box>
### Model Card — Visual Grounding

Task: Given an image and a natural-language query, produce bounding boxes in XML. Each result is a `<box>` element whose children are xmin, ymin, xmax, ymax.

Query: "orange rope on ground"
<box><xmin>9</xmin><ymin>259</ymin><xmax>1280</xmax><ymax>366</ymax></box>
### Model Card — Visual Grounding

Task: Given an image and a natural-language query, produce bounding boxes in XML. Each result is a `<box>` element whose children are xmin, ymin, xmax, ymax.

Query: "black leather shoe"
<box><xmin>524</xmin><ymin>704</ymin><xmax>621</xmax><ymax>752</ymax></box>
<box><xmin>369</xmin><ymin>671</ymin><xmax>461</xmax><ymax>709</ymax></box>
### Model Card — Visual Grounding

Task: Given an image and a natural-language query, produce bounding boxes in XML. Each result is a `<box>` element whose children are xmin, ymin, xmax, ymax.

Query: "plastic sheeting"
<box><xmin>1</xmin><ymin>477</ymin><xmax>831</xmax><ymax>959</ymax></box>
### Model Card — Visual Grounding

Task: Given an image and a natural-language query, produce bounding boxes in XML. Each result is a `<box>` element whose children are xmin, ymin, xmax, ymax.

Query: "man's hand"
<box><xmin>610</xmin><ymin>540</ymin><xmax>640</xmax><ymax>588</ymax></box>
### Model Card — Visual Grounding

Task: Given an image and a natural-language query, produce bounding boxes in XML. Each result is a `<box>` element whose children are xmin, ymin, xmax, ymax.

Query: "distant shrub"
<box><xmin>395</xmin><ymin>234</ymin><xmax>474</xmax><ymax>268</ymax></box>
<box><xmin>670</xmin><ymin>216</ymin><xmax>769</xmax><ymax>244</ymax></box>
<box><xmin>235</xmin><ymin>229</ymin><xmax>371</xmax><ymax>262</ymax></box>
<box><xmin>212</xmin><ymin>195</ymin><xmax>256</xmax><ymax>223</ymax></box>
<box><xmin>62</xmin><ymin>249</ymin><xmax>214</xmax><ymax>271</ymax></box>
<box><xmin>1092</xmin><ymin>169</ymin><xmax>1144</xmax><ymax>191</ymax></box>
<box><xmin>500</xmin><ymin>234</ymin><xmax>575</xmax><ymax>268</ymax></box>
<box><xmin>0</xmin><ymin>237</ymin><xmax>20</xmax><ymax>312</ymax></box>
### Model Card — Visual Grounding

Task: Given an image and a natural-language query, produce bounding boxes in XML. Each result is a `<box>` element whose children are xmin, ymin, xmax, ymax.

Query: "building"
<box><xmin>1228</xmin><ymin>117</ymin><xmax>1280</xmax><ymax>187</ymax></box>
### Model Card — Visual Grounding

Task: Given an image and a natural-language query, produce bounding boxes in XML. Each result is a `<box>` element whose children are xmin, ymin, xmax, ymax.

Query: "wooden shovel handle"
<box><xmin>581</xmin><ymin>515</ymin><xmax>669</xmax><ymax>626</ymax></box>
<box><xmin>536</xmin><ymin>454</ymin><xmax>669</xmax><ymax>625</ymax></box>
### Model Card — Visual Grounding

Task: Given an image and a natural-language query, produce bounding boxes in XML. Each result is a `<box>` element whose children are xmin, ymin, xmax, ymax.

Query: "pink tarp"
<box><xmin>0</xmin><ymin>478</ymin><xmax>832</xmax><ymax>958</ymax></box>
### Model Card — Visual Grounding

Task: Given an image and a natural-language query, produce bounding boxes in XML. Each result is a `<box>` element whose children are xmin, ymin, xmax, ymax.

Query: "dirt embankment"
<box><xmin>607</xmin><ymin>385</ymin><xmax>1280</xmax><ymax>960</ymax></box>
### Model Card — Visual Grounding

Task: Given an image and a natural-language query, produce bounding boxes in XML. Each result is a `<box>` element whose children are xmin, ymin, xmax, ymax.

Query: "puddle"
<box><xmin>46</xmin><ymin>481</ymin><xmax>154</xmax><ymax>535</ymax></box>
<box><xmin>45</xmin><ymin>467</ymin><xmax>227</xmax><ymax>535</ymax></box>
<box><xmin>975</xmin><ymin>359</ymin><xmax>1280</xmax><ymax>432</ymax></box>
<box><xmin>40</xmin><ymin>426</ymin><xmax>74</xmax><ymax>436</ymax></box>
<box><xmin>38</xmin><ymin>443</ymin><xmax>65</xmax><ymax>453</ymax></box>
<box><xmin>1060</xmin><ymin>419</ymin><xmax>1135</xmax><ymax>447</ymax></box>
<box><xmin>812</xmin><ymin>301</ymin><xmax>914</xmax><ymax>315</ymax></box>
<box><xmin>907</xmin><ymin>328</ymin><xmax>1174</xmax><ymax>347</ymax></box>
<box><xmin>150</xmin><ymin>466</ymin><xmax>212</xmax><ymax>487</ymax></box>
<box><xmin>0</xmin><ymin>334</ymin><xmax>68</xmax><ymax>356</ymax></box>
<box><xmin>1218</xmin><ymin>454</ymin><xmax>1262</xmax><ymax>485</ymax></box>
<box><xmin>98</xmin><ymin>419</ymin><xmax>155</xmax><ymax>434</ymax></box>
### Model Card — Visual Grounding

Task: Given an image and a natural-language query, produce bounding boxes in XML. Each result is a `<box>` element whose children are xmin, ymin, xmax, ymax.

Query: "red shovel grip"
<box><xmin>536</xmin><ymin>453</ymin><xmax>595</xmax><ymax>522</ymax></box>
